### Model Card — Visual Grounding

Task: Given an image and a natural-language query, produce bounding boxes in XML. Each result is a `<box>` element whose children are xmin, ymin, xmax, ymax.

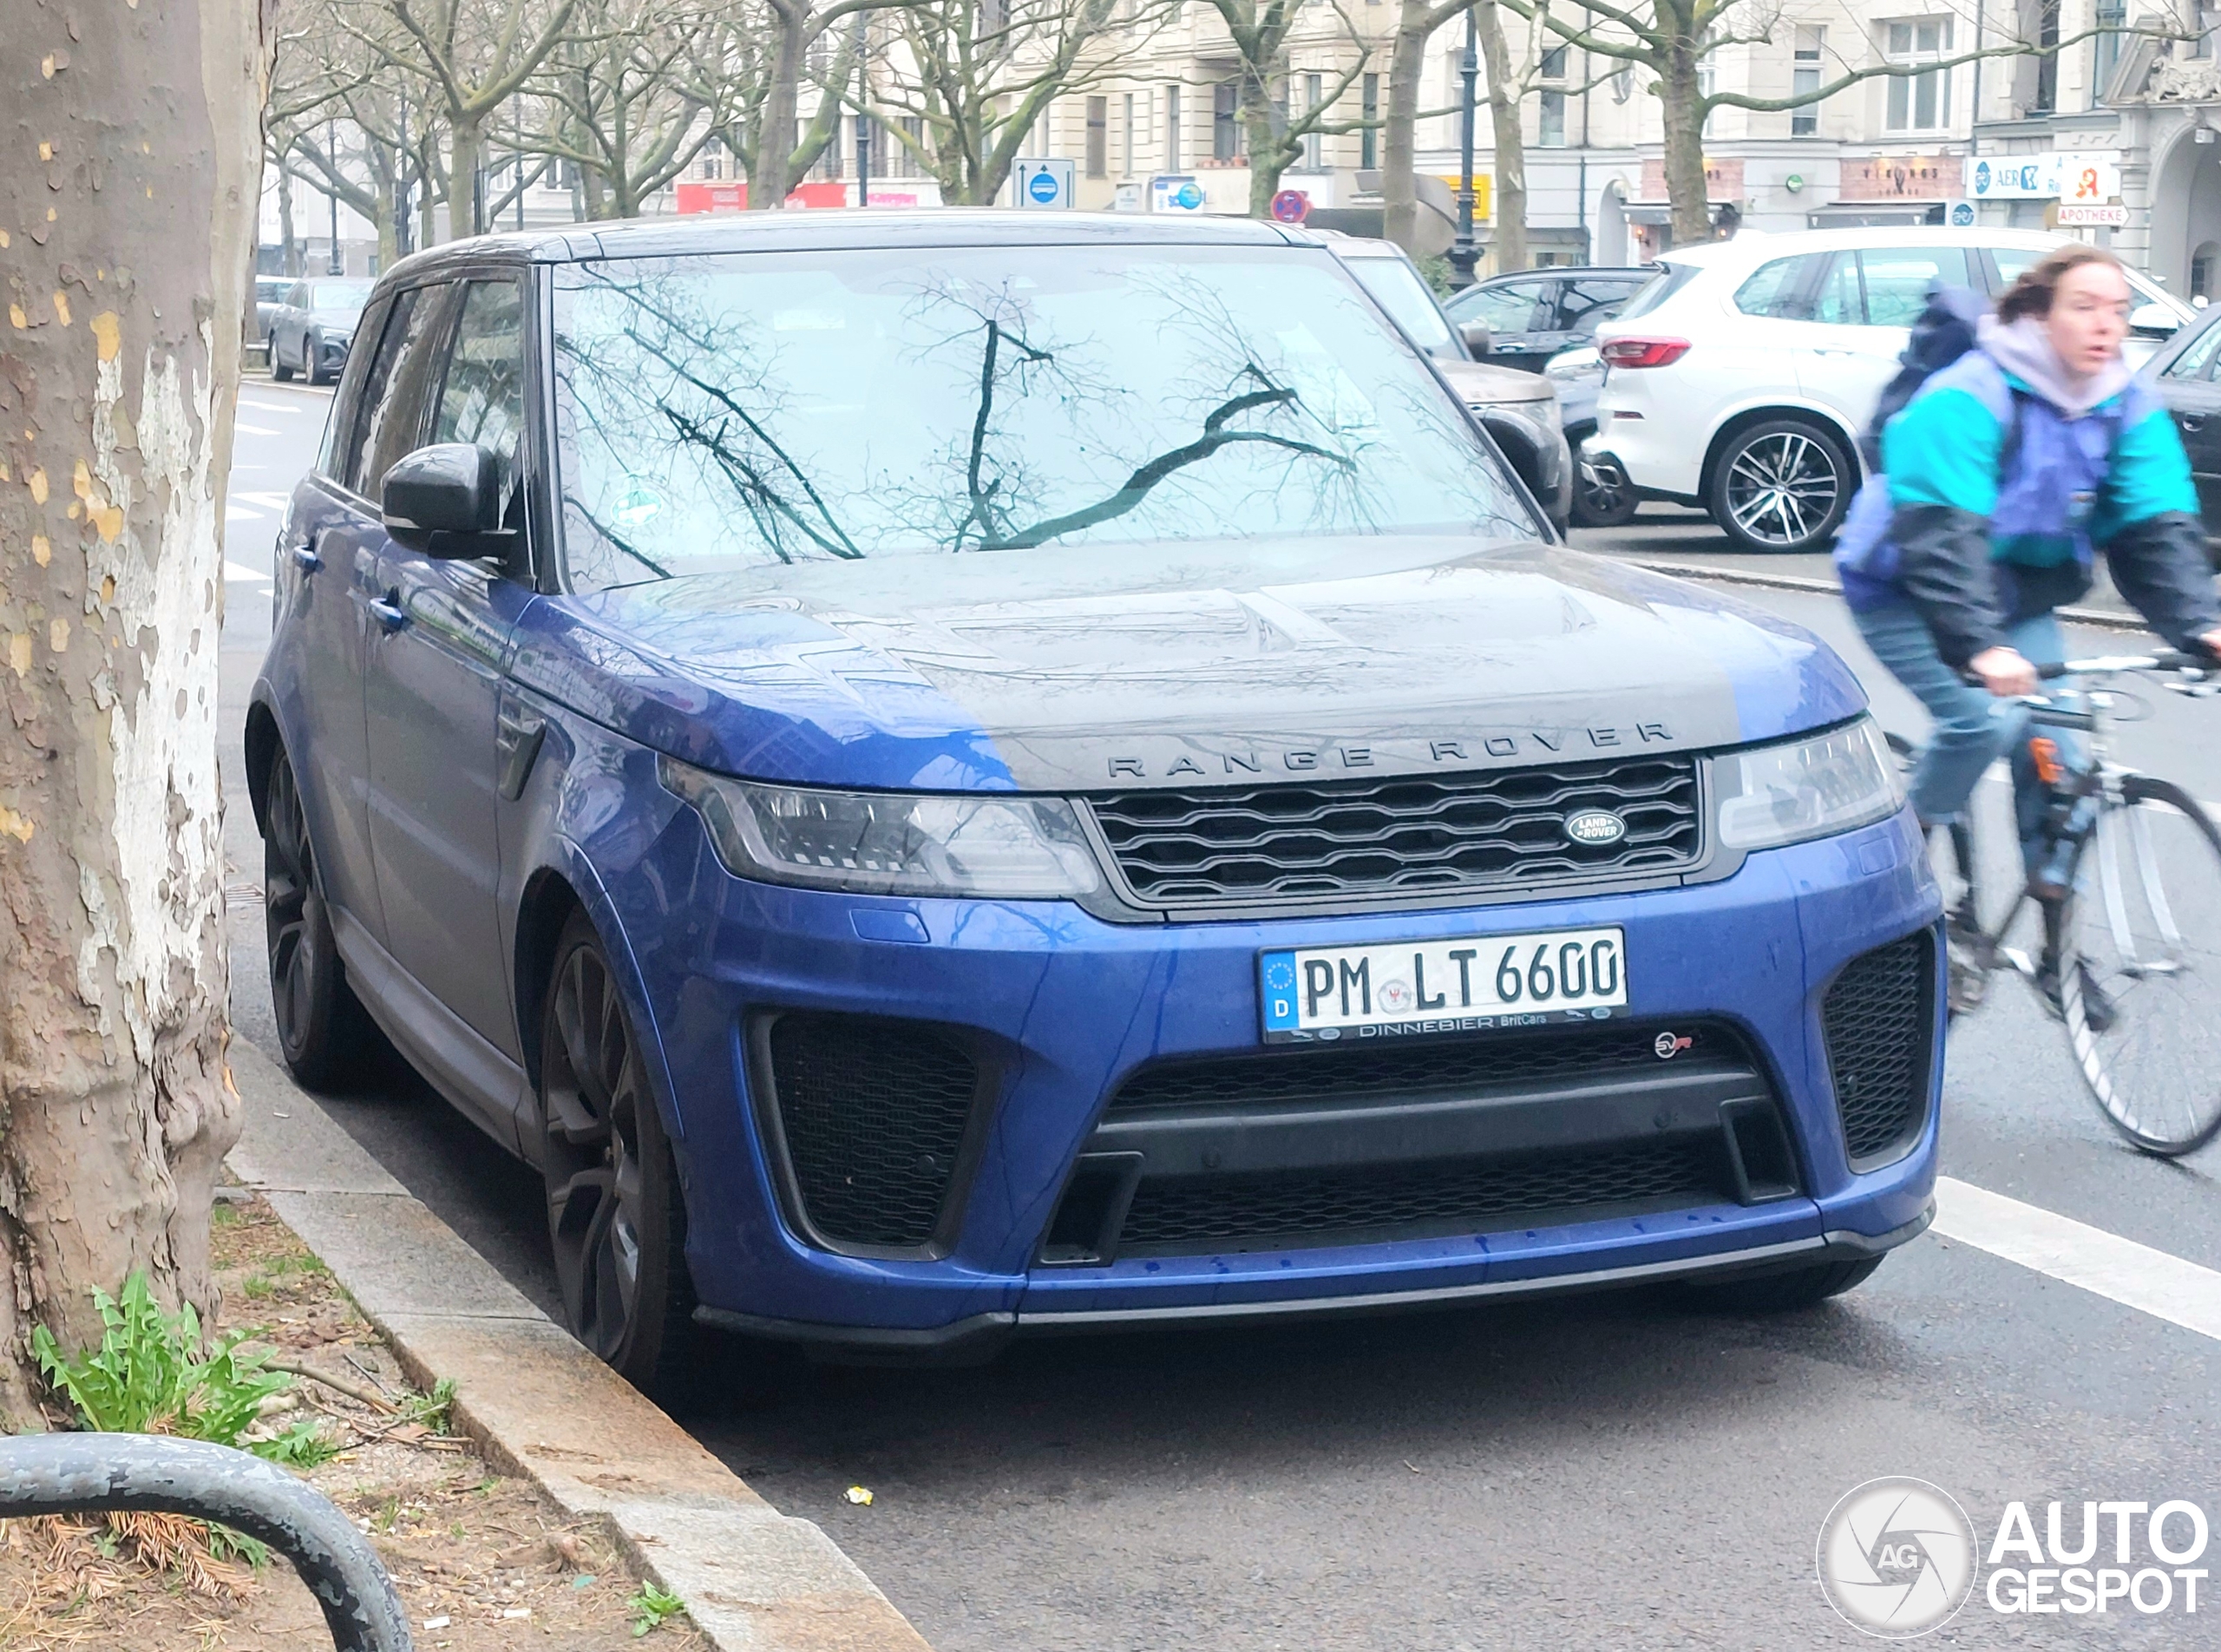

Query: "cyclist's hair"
<box><xmin>1996</xmin><ymin>243</ymin><xmax>2128</xmax><ymax>324</ymax></box>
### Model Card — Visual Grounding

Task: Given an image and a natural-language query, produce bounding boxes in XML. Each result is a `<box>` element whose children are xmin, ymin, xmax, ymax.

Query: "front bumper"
<box><xmin>622</xmin><ymin>805</ymin><xmax>1943</xmax><ymax>1342</ymax></box>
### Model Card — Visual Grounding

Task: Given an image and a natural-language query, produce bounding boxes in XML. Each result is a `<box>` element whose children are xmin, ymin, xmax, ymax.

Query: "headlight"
<box><xmin>658</xmin><ymin>757</ymin><xmax>1102</xmax><ymax>898</ymax></box>
<box><xmin>1711</xmin><ymin>718</ymin><xmax>1905</xmax><ymax>851</ymax></box>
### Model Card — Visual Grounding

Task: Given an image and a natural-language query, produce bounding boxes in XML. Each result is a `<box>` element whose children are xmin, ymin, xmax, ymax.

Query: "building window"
<box><xmin>1360</xmin><ymin>73</ymin><xmax>1378</xmax><ymax>168</ymax></box>
<box><xmin>1085</xmin><ymin>95</ymin><xmax>1109</xmax><ymax>176</ymax></box>
<box><xmin>699</xmin><ymin>139</ymin><xmax>722</xmax><ymax>180</ymax></box>
<box><xmin>1213</xmin><ymin>80</ymin><xmax>1243</xmax><ymax>160</ymax></box>
<box><xmin>1885</xmin><ymin>19</ymin><xmax>1953</xmax><ymax>130</ymax></box>
<box><xmin>2093</xmin><ymin>1</ymin><xmax>2126</xmax><ymax>98</ymax></box>
<box><xmin>1792</xmin><ymin>26</ymin><xmax>1825</xmax><ymax>134</ymax></box>
<box><xmin>1300</xmin><ymin>73</ymin><xmax>1324</xmax><ymax>168</ymax></box>
<box><xmin>1166</xmin><ymin>84</ymin><xmax>1182</xmax><ymax>171</ymax></box>
<box><xmin>2027</xmin><ymin>0</ymin><xmax>2060</xmax><ymax>108</ymax></box>
<box><xmin>1539</xmin><ymin>47</ymin><xmax>1567</xmax><ymax>146</ymax></box>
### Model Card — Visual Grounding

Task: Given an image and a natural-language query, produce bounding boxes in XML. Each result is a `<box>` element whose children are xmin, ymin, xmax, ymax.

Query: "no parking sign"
<box><xmin>1271</xmin><ymin>189</ymin><xmax>1309</xmax><ymax>225</ymax></box>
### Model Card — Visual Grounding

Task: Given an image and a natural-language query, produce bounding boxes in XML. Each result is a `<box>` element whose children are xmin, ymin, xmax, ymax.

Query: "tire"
<box><xmin>1683</xmin><ymin>1257</ymin><xmax>1883</xmax><ymax>1313</ymax></box>
<box><xmin>536</xmin><ymin>910</ymin><xmax>699</xmax><ymax>1397</ymax></box>
<box><xmin>1707</xmin><ymin>417</ymin><xmax>1853</xmax><ymax>554</ymax></box>
<box><xmin>271</xmin><ymin>333</ymin><xmax>295</xmax><ymax>382</ymax></box>
<box><xmin>2058</xmin><ymin>775</ymin><xmax>2221</xmax><ymax>1157</ymax></box>
<box><xmin>262</xmin><ymin>744</ymin><xmax>386</xmax><ymax>1089</ymax></box>
<box><xmin>308</xmin><ymin>335</ymin><xmax>334</xmax><ymax>385</ymax></box>
<box><xmin>1569</xmin><ymin>449</ymin><xmax>1641</xmax><ymax>529</ymax></box>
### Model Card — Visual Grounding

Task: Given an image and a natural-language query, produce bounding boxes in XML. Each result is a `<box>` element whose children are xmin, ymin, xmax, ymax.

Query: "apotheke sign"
<box><xmin>1969</xmin><ymin>152</ymin><xmax>2121</xmax><ymax>201</ymax></box>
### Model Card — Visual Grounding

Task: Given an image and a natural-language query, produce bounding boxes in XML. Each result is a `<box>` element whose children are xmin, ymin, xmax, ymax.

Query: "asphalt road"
<box><xmin>216</xmin><ymin>415</ymin><xmax>2221</xmax><ymax>1649</ymax></box>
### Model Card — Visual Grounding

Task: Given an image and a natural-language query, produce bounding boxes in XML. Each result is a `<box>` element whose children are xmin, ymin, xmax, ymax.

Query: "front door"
<box><xmin>1789</xmin><ymin>248</ymin><xmax>1971</xmax><ymax>442</ymax></box>
<box><xmin>363</xmin><ymin>276</ymin><xmax>535</xmax><ymax>1062</ymax></box>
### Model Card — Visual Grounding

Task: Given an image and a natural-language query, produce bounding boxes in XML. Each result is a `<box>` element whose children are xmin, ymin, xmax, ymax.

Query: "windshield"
<box><xmin>312</xmin><ymin>281</ymin><xmax>373</xmax><ymax>311</ymax></box>
<box><xmin>1614</xmin><ymin>262</ymin><xmax>1698</xmax><ymax>322</ymax></box>
<box><xmin>1340</xmin><ymin>257</ymin><xmax>1458</xmax><ymax>357</ymax></box>
<box><xmin>550</xmin><ymin>245</ymin><xmax>1530</xmax><ymax>589</ymax></box>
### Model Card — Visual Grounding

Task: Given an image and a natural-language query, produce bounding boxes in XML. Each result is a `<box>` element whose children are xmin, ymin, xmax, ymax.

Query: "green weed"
<box><xmin>628</xmin><ymin>1581</ymin><xmax>685</xmax><ymax>1637</ymax></box>
<box><xmin>400</xmin><ymin>1376</ymin><xmax>457</xmax><ymax>1434</ymax></box>
<box><xmin>31</xmin><ymin>1271</ymin><xmax>326</xmax><ymax>1465</ymax></box>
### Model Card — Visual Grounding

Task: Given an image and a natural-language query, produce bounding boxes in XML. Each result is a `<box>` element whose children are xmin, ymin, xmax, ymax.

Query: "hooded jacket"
<box><xmin>1836</xmin><ymin>318</ymin><xmax>2216</xmax><ymax>667</ymax></box>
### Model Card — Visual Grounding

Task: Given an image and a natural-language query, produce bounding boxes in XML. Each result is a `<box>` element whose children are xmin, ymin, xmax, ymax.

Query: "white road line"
<box><xmin>224</xmin><ymin>559</ymin><xmax>270</xmax><ymax>581</ymax></box>
<box><xmin>236</xmin><ymin>397</ymin><xmax>303</xmax><ymax>414</ymax></box>
<box><xmin>233</xmin><ymin>421</ymin><xmax>282</xmax><ymax>436</ymax></box>
<box><xmin>233</xmin><ymin>489</ymin><xmax>293</xmax><ymax>508</ymax></box>
<box><xmin>1933</xmin><ymin>1176</ymin><xmax>2221</xmax><ymax>1343</ymax></box>
<box><xmin>225</xmin><ymin>502</ymin><xmax>265</xmax><ymax>521</ymax></box>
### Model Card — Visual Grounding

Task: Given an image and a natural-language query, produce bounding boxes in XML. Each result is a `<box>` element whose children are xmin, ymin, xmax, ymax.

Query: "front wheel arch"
<box><xmin>1698</xmin><ymin>403</ymin><xmax>1864</xmax><ymax>503</ymax></box>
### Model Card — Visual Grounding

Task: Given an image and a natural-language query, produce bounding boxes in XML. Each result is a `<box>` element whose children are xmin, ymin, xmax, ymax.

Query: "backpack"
<box><xmin>1834</xmin><ymin>282</ymin><xmax>2122</xmax><ymax>601</ymax></box>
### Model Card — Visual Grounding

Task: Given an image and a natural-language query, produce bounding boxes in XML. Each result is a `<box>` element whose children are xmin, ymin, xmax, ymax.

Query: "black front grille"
<box><xmin>1823</xmin><ymin>930</ymin><xmax>1936</xmax><ymax>1168</ymax></box>
<box><xmin>1117</xmin><ymin>1140</ymin><xmax>1721</xmax><ymax>1252</ymax></box>
<box><xmin>763</xmin><ymin>1013</ymin><xmax>979</xmax><ymax>1249</ymax></box>
<box><xmin>1087</xmin><ymin>757</ymin><xmax>1702</xmax><ymax>906</ymax></box>
<box><xmin>1112</xmin><ymin>1020</ymin><xmax>1749</xmax><ymax>1113</ymax></box>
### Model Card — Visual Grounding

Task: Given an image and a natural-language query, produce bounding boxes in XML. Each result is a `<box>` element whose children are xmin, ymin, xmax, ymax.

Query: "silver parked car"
<box><xmin>266</xmin><ymin>277</ymin><xmax>374</xmax><ymax>384</ymax></box>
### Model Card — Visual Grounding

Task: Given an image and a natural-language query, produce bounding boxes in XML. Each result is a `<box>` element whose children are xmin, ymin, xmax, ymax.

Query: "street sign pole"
<box><xmin>1448</xmin><ymin>9</ymin><xmax>1480</xmax><ymax>289</ymax></box>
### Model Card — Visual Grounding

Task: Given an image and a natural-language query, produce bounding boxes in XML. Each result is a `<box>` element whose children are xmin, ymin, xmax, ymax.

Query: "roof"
<box><xmin>378</xmin><ymin>209</ymin><xmax>1305</xmax><ymax>284</ymax></box>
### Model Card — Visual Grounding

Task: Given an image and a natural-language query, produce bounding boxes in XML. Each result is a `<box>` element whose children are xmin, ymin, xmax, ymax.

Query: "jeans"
<box><xmin>1852</xmin><ymin>602</ymin><xmax>2067</xmax><ymax>869</ymax></box>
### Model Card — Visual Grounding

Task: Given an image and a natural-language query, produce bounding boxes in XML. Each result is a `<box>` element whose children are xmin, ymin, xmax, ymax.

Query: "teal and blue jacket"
<box><xmin>1835</xmin><ymin>350</ymin><xmax>2215</xmax><ymax>666</ymax></box>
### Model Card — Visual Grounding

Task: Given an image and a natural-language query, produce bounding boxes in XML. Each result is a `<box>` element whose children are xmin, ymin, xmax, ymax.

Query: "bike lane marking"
<box><xmin>1934</xmin><ymin>1175</ymin><xmax>2221</xmax><ymax>1342</ymax></box>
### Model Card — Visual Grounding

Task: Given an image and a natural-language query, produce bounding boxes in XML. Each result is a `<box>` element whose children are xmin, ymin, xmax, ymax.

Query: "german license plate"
<box><xmin>1258</xmin><ymin>927</ymin><xmax>1627</xmax><ymax>1044</ymax></box>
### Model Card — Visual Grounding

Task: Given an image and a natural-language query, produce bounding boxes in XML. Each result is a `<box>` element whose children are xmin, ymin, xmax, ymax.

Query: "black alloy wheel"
<box><xmin>1570</xmin><ymin>448</ymin><xmax>1641</xmax><ymax>529</ymax></box>
<box><xmin>263</xmin><ymin>745</ymin><xmax>383</xmax><ymax>1088</ymax></box>
<box><xmin>538</xmin><ymin>911</ymin><xmax>697</xmax><ymax>1396</ymax></box>
<box><xmin>1708</xmin><ymin>417</ymin><xmax>1853</xmax><ymax>554</ymax></box>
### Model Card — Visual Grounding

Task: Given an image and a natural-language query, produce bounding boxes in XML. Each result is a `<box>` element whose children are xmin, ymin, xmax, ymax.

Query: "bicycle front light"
<box><xmin>1711</xmin><ymin>718</ymin><xmax>1906</xmax><ymax>851</ymax></box>
<box><xmin>658</xmin><ymin>757</ymin><xmax>1103</xmax><ymax>898</ymax></box>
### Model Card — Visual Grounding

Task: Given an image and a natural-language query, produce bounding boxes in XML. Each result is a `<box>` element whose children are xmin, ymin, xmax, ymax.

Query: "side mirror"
<box><xmin>1459</xmin><ymin>320</ymin><xmax>1494</xmax><ymax>359</ymax></box>
<box><xmin>381</xmin><ymin>443</ymin><xmax>509</xmax><ymax>556</ymax></box>
<box><xmin>2130</xmin><ymin>301</ymin><xmax>2182</xmax><ymax>340</ymax></box>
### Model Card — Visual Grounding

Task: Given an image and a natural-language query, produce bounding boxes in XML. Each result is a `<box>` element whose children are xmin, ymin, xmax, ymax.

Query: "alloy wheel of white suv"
<box><xmin>1710</xmin><ymin>417</ymin><xmax>1853</xmax><ymax>553</ymax></box>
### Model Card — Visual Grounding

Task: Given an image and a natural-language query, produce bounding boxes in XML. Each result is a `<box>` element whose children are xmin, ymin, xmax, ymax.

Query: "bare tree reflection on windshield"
<box><xmin>550</xmin><ymin>248</ymin><xmax>1526</xmax><ymax>590</ymax></box>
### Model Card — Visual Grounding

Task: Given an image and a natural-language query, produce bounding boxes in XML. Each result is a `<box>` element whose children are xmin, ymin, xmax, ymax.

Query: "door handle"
<box><xmin>370</xmin><ymin>592</ymin><xmax>409</xmax><ymax>633</ymax></box>
<box><xmin>289</xmin><ymin>529</ymin><xmax>324</xmax><ymax>573</ymax></box>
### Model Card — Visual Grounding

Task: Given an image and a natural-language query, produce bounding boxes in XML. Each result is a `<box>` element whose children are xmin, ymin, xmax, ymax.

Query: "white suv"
<box><xmin>1589</xmin><ymin>227</ymin><xmax>2194</xmax><ymax>553</ymax></box>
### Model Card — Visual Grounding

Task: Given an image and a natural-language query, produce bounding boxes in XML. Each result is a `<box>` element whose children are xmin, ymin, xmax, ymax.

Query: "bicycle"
<box><xmin>1886</xmin><ymin>650</ymin><xmax>2221</xmax><ymax>1158</ymax></box>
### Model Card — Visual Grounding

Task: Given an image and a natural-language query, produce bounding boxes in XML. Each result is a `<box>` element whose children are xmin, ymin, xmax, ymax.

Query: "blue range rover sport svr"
<box><xmin>247</xmin><ymin>213</ymin><xmax>1944</xmax><ymax>1393</ymax></box>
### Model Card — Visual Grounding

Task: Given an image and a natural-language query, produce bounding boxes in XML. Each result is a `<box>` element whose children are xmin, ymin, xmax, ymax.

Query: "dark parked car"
<box><xmin>1322</xmin><ymin>236</ymin><xmax>1574</xmax><ymax>533</ymax></box>
<box><xmin>246</xmin><ymin>213</ymin><xmax>1940</xmax><ymax>1393</ymax></box>
<box><xmin>1445</xmin><ymin>266</ymin><xmax>1656</xmax><ymax>373</ymax></box>
<box><xmin>267</xmin><ymin>277</ymin><xmax>375</xmax><ymax>384</ymax></box>
<box><xmin>2138</xmin><ymin>301</ymin><xmax>2221</xmax><ymax>555</ymax></box>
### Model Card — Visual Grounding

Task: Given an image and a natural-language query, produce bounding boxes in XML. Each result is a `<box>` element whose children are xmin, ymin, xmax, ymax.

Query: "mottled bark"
<box><xmin>1475</xmin><ymin>0</ymin><xmax>1525</xmax><ymax>272</ymax></box>
<box><xmin>1380</xmin><ymin>1</ymin><xmax>1432</xmax><ymax>254</ymax></box>
<box><xmin>0</xmin><ymin>0</ymin><xmax>260</xmax><ymax>1414</ymax></box>
<box><xmin>1658</xmin><ymin>39</ymin><xmax>1708</xmax><ymax>247</ymax></box>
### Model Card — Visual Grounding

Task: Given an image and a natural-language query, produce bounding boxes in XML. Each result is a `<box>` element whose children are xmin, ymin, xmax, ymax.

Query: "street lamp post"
<box><xmin>1447</xmin><ymin>8</ymin><xmax>1481</xmax><ymax>289</ymax></box>
<box><xmin>853</xmin><ymin>11</ymin><xmax>871</xmax><ymax>209</ymax></box>
<box><xmin>326</xmin><ymin>121</ymin><xmax>344</xmax><ymax>274</ymax></box>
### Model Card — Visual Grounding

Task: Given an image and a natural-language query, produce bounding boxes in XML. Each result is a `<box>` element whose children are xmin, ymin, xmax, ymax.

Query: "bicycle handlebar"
<box><xmin>1959</xmin><ymin>650</ymin><xmax>2215</xmax><ymax>688</ymax></box>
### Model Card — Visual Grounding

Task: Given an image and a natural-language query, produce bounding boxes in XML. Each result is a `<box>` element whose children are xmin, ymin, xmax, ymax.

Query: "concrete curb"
<box><xmin>224</xmin><ymin>1037</ymin><xmax>932</xmax><ymax>1652</ymax></box>
<box><xmin>1624</xmin><ymin>558</ymin><xmax>2156</xmax><ymax>635</ymax></box>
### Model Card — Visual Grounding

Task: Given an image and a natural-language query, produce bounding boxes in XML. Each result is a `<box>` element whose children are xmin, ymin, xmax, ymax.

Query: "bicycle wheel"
<box><xmin>2058</xmin><ymin>775</ymin><xmax>2221</xmax><ymax>1156</ymax></box>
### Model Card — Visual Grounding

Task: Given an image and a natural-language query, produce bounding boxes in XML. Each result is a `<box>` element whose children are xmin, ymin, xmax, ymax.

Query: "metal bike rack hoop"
<box><xmin>0</xmin><ymin>1432</ymin><xmax>413</xmax><ymax>1651</ymax></box>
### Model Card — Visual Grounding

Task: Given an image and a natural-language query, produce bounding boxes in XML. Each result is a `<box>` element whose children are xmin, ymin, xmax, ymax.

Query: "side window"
<box><xmin>1558</xmin><ymin>278</ymin><xmax>1641</xmax><ymax>336</ymax></box>
<box><xmin>1457</xmin><ymin>280</ymin><xmax>1551</xmax><ymax>333</ymax></box>
<box><xmin>1857</xmin><ymin>246</ymin><xmax>1970</xmax><ymax>326</ymax></box>
<box><xmin>1733</xmin><ymin>254</ymin><xmax>1823</xmax><ymax>319</ymax></box>
<box><xmin>1810</xmin><ymin>252</ymin><xmax>1864</xmax><ymax>325</ymax></box>
<box><xmin>429</xmin><ymin>279</ymin><xmax>527</xmax><ymax>523</ymax></box>
<box><xmin>286</xmin><ymin>282</ymin><xmax>308</xmax><ymax>309</ymax></box>
<box><xmin>2164</xmin><ymin>322</ymin><xmax>2221</xmax><ymax>382</ymax></box>
<box><xmin>318</xmin><ymin>295</ymin><xmax>391</xmax><ymax>482</ymax></box>
<box><xmin>351</xmin><ymin>285</ymin><xmax>450</xmax><ymax>500</ymax></box>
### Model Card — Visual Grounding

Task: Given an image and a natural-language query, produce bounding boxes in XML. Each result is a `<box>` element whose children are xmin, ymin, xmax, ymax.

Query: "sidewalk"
<box><xmin>225</xmin><ymin>1035</ymin><xmax>933</xmax><ymax>1652</ymax></box>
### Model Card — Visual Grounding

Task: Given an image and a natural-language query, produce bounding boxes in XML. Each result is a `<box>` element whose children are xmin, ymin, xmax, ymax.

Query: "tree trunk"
<box><xmin>449</xmin><ymin>115</ymin><xmax>482</xmax><ymax>240</ymax></box>
<box><xmin>1382</xmin><ymin>0</ymin><xmax>1435</xmax><ymax>254</ymax></box>
<box><xmin>1476</xmin><ymin>0</ymin><xmax>1525</xmax><ymax>272</ymax></box>
<box><xmin>0</xmin><ymin>0</ymin><xmax>258</xmax><ymax>1416</ymax></box>
<box><xmin>1659</xmin><ymin>42</ymin><xmax>1710</xmax><ymax>248</ymax></box>
<box><xmin>278</xmin><ymin>167</ymin><xmax>299</xmax><ymax>275</ymax></box>
<box><xmin>1242</xmin><ymin>81</ymin><xmax>1291</xmax><ymax>216</ymax></box>
<box><xmin>750</xmin><ymin>2</ymin><xmax>808</xmax><ymax>209</ymax></box>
